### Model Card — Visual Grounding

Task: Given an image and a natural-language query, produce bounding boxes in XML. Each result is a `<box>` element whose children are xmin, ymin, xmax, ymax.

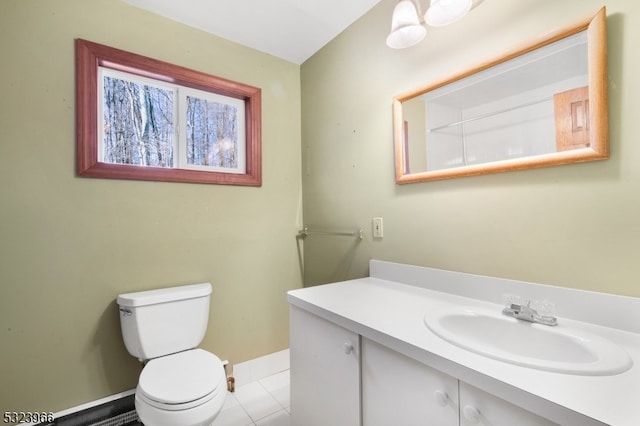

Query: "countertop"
<box><xmin>288</xmin><ymin>271</ymin><xmax>640</xmax><ymax>426</ymax></box>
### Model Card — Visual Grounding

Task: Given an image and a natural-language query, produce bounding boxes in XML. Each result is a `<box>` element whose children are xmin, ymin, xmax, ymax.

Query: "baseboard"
<box><xmin>232</xmin><ymin>348</ymin><xmax>290</xmax><ymax>387</ymax></box>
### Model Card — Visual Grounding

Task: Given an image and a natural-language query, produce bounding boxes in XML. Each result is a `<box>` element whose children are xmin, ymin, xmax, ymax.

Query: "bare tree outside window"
<box><xmin>186</xmin><ymin>96</ymin><xmax>238</xmax><ymax>169</ymax></box>
<box><xmin>102</xmin><ymin>76</ymin><xmax>174</xmax><ymax>167</ymax></box>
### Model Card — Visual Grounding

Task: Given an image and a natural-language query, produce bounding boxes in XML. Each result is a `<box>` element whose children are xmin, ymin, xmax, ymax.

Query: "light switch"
<box><xmin>372</xmin><ymin>217</ymin><xmax>384</xmax><ymax>238</ymax></box>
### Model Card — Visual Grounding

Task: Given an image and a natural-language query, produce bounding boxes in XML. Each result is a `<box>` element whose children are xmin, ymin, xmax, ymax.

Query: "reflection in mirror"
<box><xmin>393</xmin><ymin>7</ymin><xmax>608</xmax><ymax>183</ymax></box>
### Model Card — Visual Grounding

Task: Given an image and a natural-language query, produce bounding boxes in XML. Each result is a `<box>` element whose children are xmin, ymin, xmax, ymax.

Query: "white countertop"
<box><xmin>287</xmin><ymin>262</ymin><xmax>640</xmax><ymax>426</ymax></box>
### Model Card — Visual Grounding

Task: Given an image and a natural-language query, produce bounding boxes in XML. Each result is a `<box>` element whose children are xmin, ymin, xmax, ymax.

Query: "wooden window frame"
<box><xmin>76</xmin><ymin>39</ymin><xmax>262</xmax><ymax>186</ymax></box>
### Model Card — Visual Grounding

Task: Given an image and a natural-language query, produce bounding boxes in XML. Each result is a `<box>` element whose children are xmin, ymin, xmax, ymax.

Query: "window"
<box><xmin>76</xmin><ymin>39</ymin><xmax>261</xmax><ymax>186</ymax></box>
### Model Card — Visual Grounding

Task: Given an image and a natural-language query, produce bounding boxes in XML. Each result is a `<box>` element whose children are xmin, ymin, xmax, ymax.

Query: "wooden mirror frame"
<box><xmin>393</xmin><ymin>7</ymin><xmax>608</xmax><ymax>184</ymax></box>
<box><xmin>76</xmin><ymin>39</ymin><xmax>262</xmax><ymax>186</ymax></box>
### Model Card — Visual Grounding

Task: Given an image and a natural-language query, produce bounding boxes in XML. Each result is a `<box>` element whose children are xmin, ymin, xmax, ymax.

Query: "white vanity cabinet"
<box><xmin>289</xmin><ymin>307</ymin><xmax>562</xmax><ymax>426</ymax></box>
<box><xmin>289</xmin><ymin>305</ymin><xmax>361</xmax><ymax>426</ymax></box>
<box><xmin>458</xmin><ymin>382</ymin><xmax>559</xmax><ymax>426</ymax></box>
<box><xmin>362</xmin><ymin>338</ymin><xmax>559</xmax><ymax>426</ymax></box>
<box><xmin>289</xmin><ymin>309</ymin><xmax>560</xmax><ymax>426</ymax></box>
<box><xmin>362</xmin><ymin>338</ymin><xmax>459</xmax><ymax>426</ymax></box>
<box><xmin>288</xmin><ymin>261</ymin><xmax>640</xmax><ymax>425</ymax></box>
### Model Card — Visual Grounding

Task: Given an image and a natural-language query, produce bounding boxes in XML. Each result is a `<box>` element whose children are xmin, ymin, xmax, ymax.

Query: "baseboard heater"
<box><xmin>34</xmin><ymin>392</ymin><xmax>138</xmax><ymax>426</ymax></box>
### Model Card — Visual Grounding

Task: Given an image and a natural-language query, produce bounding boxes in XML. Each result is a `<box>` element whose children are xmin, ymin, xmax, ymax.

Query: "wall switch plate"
<box><xmin>372</xmin><ymin>217</ymin><xmax>384</xmax><ymax>238</ymax></box>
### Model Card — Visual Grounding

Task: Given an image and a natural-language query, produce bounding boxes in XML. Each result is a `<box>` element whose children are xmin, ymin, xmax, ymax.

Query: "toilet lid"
<box><xmin>138</xmin><ymin>349</ymin><xmax>225</xmax><ymax>405</ymax></box>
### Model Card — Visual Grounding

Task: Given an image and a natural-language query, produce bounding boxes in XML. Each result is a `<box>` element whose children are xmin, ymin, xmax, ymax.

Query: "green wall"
<box><xmin>0</xmin><ymin>0</ymin><xmax>302</xmax><ymax>415</ymax></box>
<box><xmin>301</xmin><ymin>0</ymin><xmax>640</xmax><ymax>296</ymax></box>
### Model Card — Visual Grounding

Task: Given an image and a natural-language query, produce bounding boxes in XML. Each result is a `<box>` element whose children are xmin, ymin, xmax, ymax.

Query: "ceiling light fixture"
<box><xmin>386</xmin><ymin>0</ymin><xmax>484</xmax><ymax>49</ymax></box>
<box><xmin>386</xmin><ymin>1</ymin><xmax>427</xmax><ymax>49</ymax></box>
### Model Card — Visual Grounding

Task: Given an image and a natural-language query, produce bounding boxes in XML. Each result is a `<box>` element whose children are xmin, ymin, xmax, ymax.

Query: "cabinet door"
<box><xmin>554</xmin><ymin>85</ymin><xmax>590</xmax><ymax>151</ymax></box>
<box><xmin>289</xmin><ymin>306</ymin><xmax>360</xmax><ymax>426</ymax></box>
<box><xmin>362</xmin><ymin>338</ymin><xmax>458</xmax><ymax>426</ymax></box>
<box><xmin>459</xmin><ymin>382</ymin><xmax>560</xmax><ymax>426</ymax></box>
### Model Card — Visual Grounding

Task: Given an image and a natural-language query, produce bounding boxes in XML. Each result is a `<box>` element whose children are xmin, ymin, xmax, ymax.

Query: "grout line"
<box><xmin>235</xmin><ymin>393</ymin><xmax>257</xmax><ymax>426</ymax></box>
<box><xmin>236</xmin><ymin>370</ymin><xmax>290</xmax><ymax>425</ymax></box>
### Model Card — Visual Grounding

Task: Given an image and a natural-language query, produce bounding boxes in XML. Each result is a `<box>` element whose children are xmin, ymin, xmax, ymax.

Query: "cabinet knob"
<box><xmin>462</xmin><ymin>405</ymin><xmax>481</xmax><ymax>424</ymax></box>
<box><xmin>343</xmin><ymin>343</ymin><xmax>354</xmax><ymax>354</ymax></box>
<box><xmin>433</xmin><ymin>390</ymin><xmax>448</xmax><ymax>407</ymax></box>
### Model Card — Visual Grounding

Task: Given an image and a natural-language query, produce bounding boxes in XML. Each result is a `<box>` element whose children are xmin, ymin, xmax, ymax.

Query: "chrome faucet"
<box><xmin>502</xmin><ymin>298</ymin><xmax>557</xmax><ymax>326</ymax></box>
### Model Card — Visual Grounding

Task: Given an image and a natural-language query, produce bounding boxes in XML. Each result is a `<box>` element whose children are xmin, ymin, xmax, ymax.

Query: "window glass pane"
<box><xmin>101</xmin><ymin>70</ymin><xmax>175</xmax><ymax>167</ymax></box>
<box><xmin>186</xmin><ymin>95</ymin><xmax>241</xmax><ymax>170</ymax></box>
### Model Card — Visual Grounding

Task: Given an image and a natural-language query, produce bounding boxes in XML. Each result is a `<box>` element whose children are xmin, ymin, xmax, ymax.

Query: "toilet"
<box><xmin>117</xmin><ymin>283</ymin><xmax>226</xmax><ymax>426</ymax></box>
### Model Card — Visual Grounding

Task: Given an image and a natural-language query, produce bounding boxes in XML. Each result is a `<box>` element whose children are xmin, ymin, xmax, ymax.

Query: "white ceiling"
<box><xmin>122</xmin><ymin>0</ymin><xmax>384</xmax><ymax>65</ymax></box>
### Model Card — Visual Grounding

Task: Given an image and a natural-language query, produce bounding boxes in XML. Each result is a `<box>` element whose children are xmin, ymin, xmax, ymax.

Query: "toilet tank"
<box><xmin>117</xmin><ymin>283</ymin><xmax>212</xmax><ymax>360</ymax></box>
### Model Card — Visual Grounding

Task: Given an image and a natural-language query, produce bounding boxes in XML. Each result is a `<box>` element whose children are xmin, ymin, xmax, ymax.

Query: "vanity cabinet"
<box><xmin>362</xmin><ymin>338</ymin><xmax>559</xmax><ymax>426</ymax></box>
<box><xmin>288</xmin><ymin>260</ymin><xmax>638</xmax><ymax>425</ymax></box>
<box><xmin>362</xmin><ymin>338</ymin><xmax>459</xmax><ymax>426</ymax></box>
<box><xmin>290</xmin><ymin>305</ymin><xmax>560</xmax><ymax>426</ymax></box>
<box><xmin>459</xmin><ymin>382</ymin><xmax>559</xmax><ymax>426</ymax></box>
<box><xmin>289</xmin><ymin>305</ymin><xmax>360</xmax><ymax>426</ymax></box>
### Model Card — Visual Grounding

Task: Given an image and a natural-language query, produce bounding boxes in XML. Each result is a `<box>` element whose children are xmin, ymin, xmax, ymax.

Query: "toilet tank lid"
<box><xmin>117</xmin><ymin>283</ymin><xmax>212</xmax><ymax>307</ymax></box>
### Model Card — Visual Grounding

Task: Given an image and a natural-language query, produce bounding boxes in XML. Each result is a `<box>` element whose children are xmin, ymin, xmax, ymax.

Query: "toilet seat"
<box><xmin>138</xmin><ymin>349</ymin><xmax>225</xmax><ymax>411</ymax></box>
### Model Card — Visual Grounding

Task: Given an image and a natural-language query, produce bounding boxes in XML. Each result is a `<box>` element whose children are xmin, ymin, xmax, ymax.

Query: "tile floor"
<box><xmin>215</xmin><ymin>370</ymin><xmax>290</xmax><ymax>426</ymax></box>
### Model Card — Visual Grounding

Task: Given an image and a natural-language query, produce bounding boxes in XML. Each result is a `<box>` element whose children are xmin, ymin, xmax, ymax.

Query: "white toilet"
<box><xmin>117</xmin><ymin>283</ymin><xmax>226</xmax><ymax>426</ymax></box>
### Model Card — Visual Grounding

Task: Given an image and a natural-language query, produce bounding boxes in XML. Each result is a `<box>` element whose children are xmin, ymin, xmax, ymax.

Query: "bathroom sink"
<box><xmin>424</xmin><ymin>305</ymin><xmax>633</xmax><ymax>375</ymax></box>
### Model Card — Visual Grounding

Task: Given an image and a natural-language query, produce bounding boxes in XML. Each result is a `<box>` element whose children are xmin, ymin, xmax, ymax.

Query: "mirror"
<box><xmin>393</xmin><ymin>7</ymin><xmax>608</xmax><ymax>184</ymax></box>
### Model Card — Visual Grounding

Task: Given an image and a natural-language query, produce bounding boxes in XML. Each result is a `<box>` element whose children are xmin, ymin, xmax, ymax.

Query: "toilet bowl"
<box><xmin>135</xmin><ymin>349</ymin><xmax>226</xmax><ymax>426</ymax></box>
<box><xmin>117</xmin><ymin>283</ymin><xmax>226</xmax><ymax>426</ymax></box>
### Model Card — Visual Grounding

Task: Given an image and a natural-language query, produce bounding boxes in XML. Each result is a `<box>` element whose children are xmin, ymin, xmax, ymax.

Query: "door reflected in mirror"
<box><xmin>393</xmin><ymin>7</ymin><xmax>608</xmax><ymax>184</ymax></box>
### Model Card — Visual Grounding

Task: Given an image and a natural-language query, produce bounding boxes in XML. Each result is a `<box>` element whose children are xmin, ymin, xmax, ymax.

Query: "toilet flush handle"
<box><xmin>343</xmin><ymin>343</ymin><xmax>354</xmax><ymax>354</ymax></box>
